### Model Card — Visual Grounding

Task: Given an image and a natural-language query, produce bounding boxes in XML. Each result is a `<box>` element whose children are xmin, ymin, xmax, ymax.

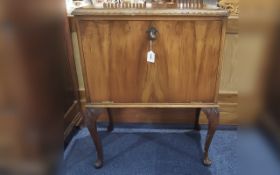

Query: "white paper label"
<box><xmin>146</xmin><ymin>3</ymin><xmax>152</xmax><ymax>8</ymax></box>
<box><xmin>147</xmin><ymin>50</ymin><xmax>155</xmax><ymax>63</ymax></box>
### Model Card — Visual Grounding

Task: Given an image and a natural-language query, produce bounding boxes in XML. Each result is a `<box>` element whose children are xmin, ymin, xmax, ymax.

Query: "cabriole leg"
<box><xmin>107</xmin><ymin>108</ymin><xmax>114</xmax><ymax>132</ymax></box>
<box><xmin>194</xmin><ymin>108</ymin><xmax>201</xmax><ymax>130</ymax></box>
<box><xmin>201</xmin><ymin>108</ymin><xmax>220</xmax><ymax>166</ymax></box>
<box><xmin>85</xmin><ymin>108</ymin><xmax>104</xmax><ymax>169</ymax></box>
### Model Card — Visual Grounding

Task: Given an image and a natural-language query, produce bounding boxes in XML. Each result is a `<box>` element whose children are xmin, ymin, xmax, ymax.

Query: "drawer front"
<box><xmin>79</xmin><ymin>20</ymin><xmax>223</xmax><ymax>103</ymax></box>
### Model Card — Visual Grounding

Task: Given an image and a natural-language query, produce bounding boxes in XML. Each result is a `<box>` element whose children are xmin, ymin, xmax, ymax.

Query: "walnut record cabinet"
<box><xmin>73</xmin><ymin>2</ymin><xmax>228</xmax><ymax>169</ymax></box>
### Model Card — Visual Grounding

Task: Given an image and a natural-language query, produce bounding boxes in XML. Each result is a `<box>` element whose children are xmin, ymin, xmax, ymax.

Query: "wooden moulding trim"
<box><xmin>218</xmin><ymin>91</ymin><xmax>238</xmax><ymax>104</ymax></box>
<box><xmin>79</xmin><ymin>91</ymin><xmax>238</xmax><ymax>100</ymax></box>
<box><xmin>75</xmin><ymin>18</ymin><xmax>92</xmax><ymax>103</ymax></box>
<box><xmin>79</xmin><ymin>90</ymin><xmax>239</xmax><ymax>104</ymax></box>
<box><xmin>64</xmin><ymin>100</ymin><xmax>79</xmax><ymax>119</ymax></box>
<box><xmin>64</xmin><ymin>112</ymin><xmax>82</xmax><ymax>140</ymax></box>
<box><xmin>77</xmin><ymin>16</ymin><xmax>227</xmax><ymax>21</ymax></box>
<box><xmin>72</xmin><ymin>8</ymin><xmax>228</xmax><ymax>17</ymax></box>
<box><xmin>85</xmin><ymin>103</ymin><xmax>219</xmax><ymax>108</ymax></box>
<box><xmin>74</xmin><ymin>14</ymin><xmax>237</xmax><ymax>33</ymax></box>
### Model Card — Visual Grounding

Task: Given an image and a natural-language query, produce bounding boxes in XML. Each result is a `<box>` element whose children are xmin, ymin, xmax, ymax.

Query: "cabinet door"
<box><xmin>79</xmin><ymin>20</ymin><xmax>223</xmax><ymax>103</ymax></box>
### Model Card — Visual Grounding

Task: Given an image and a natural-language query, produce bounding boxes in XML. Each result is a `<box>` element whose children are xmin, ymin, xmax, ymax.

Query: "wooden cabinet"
<box><xmin>79</xmin><ymin>20</ymin><xmax>223</xmax><ymax>103</ymax></box>
<box><xmin>73</xmin><ymin>8</ymin><xmax>228</xmax><ymax>169</ymax></box>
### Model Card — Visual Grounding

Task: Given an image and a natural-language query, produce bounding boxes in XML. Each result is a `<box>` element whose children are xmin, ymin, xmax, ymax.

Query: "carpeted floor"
<box><xmin>63</xmin><ymin>125</ymin><xmax>237</xmax><ymax>175</ymax></box>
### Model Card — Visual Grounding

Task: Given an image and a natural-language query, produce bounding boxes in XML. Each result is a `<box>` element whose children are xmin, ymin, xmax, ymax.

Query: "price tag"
<box><xmin>147</xmin><ymin>50</ymin><xmax>155</xmax><ymax>63</ymax></box>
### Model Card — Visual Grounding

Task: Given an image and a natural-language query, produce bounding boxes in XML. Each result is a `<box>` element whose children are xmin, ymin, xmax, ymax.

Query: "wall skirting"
<box><xmin>64</xmin><ymin>101</ymin><xmax>83</xmax><ymax>141</ymax></box>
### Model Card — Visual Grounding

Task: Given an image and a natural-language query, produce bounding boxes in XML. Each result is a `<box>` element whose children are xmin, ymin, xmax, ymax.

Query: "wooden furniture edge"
<box><xmin>68</xmin><ymin>13</ymin><xmax>236</xmax><ymax>34</ymax></box>
<box><xmin>79</xmin><ymin>90</ymin><xmax>238</xmax><ymax>102</ymax></box>
<box><xmin>75</xmin><ymin>15</ymin><xmax>227</xmax><ymax>21</ymax></box>
<box><xmin>70</xmin><ymin>12</ymin><xmax>239</xmax><ymax>34</ymax></box>
<box><xmin>85</xmin><ymin>103</ymin><xmax>219</xmax><ymax>108</ymax></box>
<box><xmin>74</xmin><ymin>17</ymin><xmax>92</xmax><ymax>103</ymax></box>
<box><xmin>72</xmin><ymin>8</ymin><xmax>229</xmax><ymax>17</ymax></box>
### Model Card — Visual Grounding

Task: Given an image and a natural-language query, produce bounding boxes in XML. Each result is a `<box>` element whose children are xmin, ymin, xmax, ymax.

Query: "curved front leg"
<box><xmin>107</xmin><ymin>108</ymin><xmax>114</xmax><ymax>132</ymax></box>
<box><xmin>85</xmin><ymin>108</ymin><xmax>104</xmax><ymax>169</ymax></box>
<box><xmin>194</xmin><ymin>108</ymin><xmax>201</xmax><ymax>131</ymax></box>
<box><xmin>201</xmin><ymin>108</ymin><xmax>220</xmax><ymax>166</ymax></box>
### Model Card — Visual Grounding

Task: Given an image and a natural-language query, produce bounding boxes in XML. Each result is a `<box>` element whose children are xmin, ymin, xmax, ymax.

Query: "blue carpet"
<box><xmin>63</xmin><ymin>126</ymin><xmax>237</xmax><ymax>175</ymax></box>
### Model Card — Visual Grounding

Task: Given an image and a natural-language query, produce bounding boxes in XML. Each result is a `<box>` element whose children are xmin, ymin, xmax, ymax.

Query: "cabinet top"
<box><xmin>72</xmin><ymin>7</ymin><xmax>228</xmax><ymax>17</ymax></box>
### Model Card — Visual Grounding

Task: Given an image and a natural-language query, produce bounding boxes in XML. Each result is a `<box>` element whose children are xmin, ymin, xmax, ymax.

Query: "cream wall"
<box><xmin>72</xmin><ymin>32</ymin><xmax>85</xmax><ymax>91</ymax></box>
